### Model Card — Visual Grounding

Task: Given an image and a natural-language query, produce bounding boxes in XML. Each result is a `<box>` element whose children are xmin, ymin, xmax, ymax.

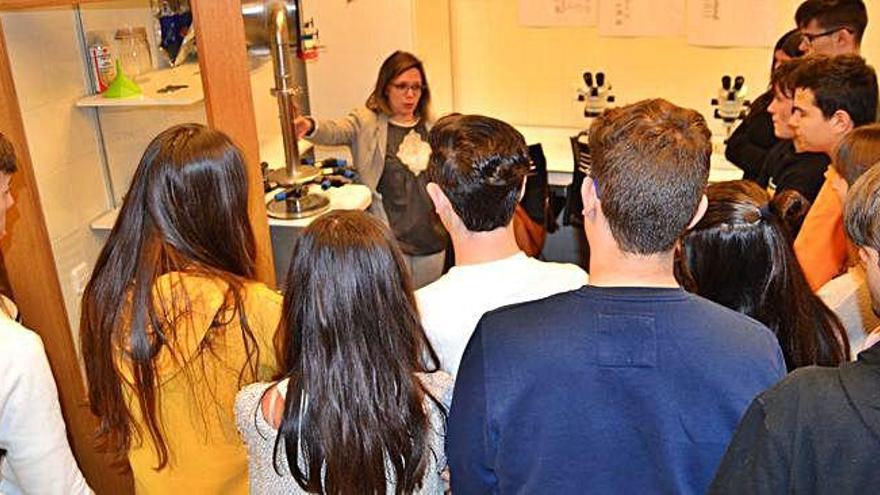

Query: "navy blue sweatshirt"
<box><xmin>448</xmin><ymin>286</ymin><xmax>786</xmax><ymax>494</ymax></box>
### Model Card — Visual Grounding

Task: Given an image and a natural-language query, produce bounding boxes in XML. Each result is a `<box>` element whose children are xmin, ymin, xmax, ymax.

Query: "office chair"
<box><xmin>562</xmin><ymin>131</ymin><xmax>591</xmax><ymax>270</ymax></box>
<box><xmin>564</xmin><ymin>131</ymin><xmax>591</xmax><ymax>227</ymax></box>
<box><xmin>512</xmin><ymin>144</ymin><xmax>554</xmax><ymax>257</ymax></box>
<box><xmin>521</xmin><ymin>143</ymin><xmax>554</xmax><ymax>231</ymax></box>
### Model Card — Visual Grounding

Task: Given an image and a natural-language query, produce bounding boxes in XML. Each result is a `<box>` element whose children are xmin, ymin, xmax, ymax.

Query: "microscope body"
<box><xmin>711</xmin><ymin>75</ymin><xmax>750</xmax><ymax>138</ymax></box>
<box><xmin>577</xmin><ymin>71</ymin><xmax>615</xmax><ymax>118</ymax></box>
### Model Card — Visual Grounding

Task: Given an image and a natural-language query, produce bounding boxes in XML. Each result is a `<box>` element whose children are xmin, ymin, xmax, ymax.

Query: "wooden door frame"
<box><xmin>0</xmin><ymin>1</ymin><xmax>274</xmax><ymax>492</ymax></box>
<box><xmin>191</xmin><ymin>0</ymin><xmax>275</xmax><ymax>286</ymax></box>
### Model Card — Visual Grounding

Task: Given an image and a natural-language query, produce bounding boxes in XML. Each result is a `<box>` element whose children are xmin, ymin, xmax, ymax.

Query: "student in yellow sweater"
<box><xmin>79</xmin><ymin>124</ymin><xmax>281</xmax><ymax>493</ymax></box>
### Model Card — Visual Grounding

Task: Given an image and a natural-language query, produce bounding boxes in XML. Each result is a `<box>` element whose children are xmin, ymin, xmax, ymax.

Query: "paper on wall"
<box><xmin>598</xmin><ymin>0</ymin><xmax>685</xmax><ymax>37</ymax></box>
<box><xmin>517</xmin><ymin>0</ymin><xmax>598</xmax><ymax>27</ymax></box>
<box><xmin>686</xmin><ymin>0</ymin><xmax>781</xmax><ymax>47</ymax></box>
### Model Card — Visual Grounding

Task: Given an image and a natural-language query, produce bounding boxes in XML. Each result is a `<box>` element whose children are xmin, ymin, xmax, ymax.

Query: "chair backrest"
<box><xmin>521</xmin><ymin>143</ymin><xmax>550</xmax><ymax>227</ymax></box>
<box><xmin>564</xmin><ymin>131</ymin><xmax>591</xmax><ymax>226</ymax></box>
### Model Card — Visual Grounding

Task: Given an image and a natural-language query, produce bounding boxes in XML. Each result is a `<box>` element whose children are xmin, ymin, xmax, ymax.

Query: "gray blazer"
<box><xmin>308</xmin><ymin>106</ymin><xmax>433</xmax><ymax>224</ymax></box>
<box><xmin>308</xmin><ymin>106</ymin><xmax>390</xmax><ymax>192</ymax></box>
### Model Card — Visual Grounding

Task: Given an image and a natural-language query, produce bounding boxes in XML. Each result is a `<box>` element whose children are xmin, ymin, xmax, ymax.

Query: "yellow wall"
<box><xmin>416</xmin><ymin>0</ymin><xmax>880</xmax><ymax>135</ymax></box>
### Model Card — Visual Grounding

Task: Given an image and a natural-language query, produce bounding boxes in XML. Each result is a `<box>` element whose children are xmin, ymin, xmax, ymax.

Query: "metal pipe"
<box><xmin>242</xmin><ymin>0</ymin><xmax>328</xmax><ymax>218</ymax></box>
<box><xmin>266</xmin><ymin>0</ymin><xmax>300</xmax><ymax>178</ymax></box>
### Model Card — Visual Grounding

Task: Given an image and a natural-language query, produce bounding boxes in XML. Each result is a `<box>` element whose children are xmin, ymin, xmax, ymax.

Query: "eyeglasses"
<box><xmin>801</xmin><ymin>26</ymin><xmax>849</xmax><ymax>45</ymax></box>
<box><xmin>390</xmin><ymin>83</ymin><xmax>424</xmax><ymax>94</ymax></box>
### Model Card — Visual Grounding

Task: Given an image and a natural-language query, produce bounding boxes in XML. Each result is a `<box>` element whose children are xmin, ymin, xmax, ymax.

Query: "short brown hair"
<box><xmin>836</xmin><ymin>124</ymin><xmax>880</xmax><ymax>186</ymax></box>
<box><xmin>588</xmin><ymin>99</ymin><xmax>711</xmax><ymax>254</ymax></box>
<box><xmin>365</xmin><ymin>51</ymin><xmax>432</xmax><ymax>119</ymax></box>
<box><xmin>0</xmin><ymin>132</ymin><xmax>18</xmax><ymax>174</ymax></box>
<box><xmin>845</xmin><ymin>163</ymin><xmax>880</xmax><ymax>251</ymax></box>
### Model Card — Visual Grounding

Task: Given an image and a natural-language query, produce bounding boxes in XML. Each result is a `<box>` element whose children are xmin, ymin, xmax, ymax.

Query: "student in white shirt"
<box><xmin>0</xmin><ymin>133</ymin><xmax>92</xmax><ymax>494</ymax></box>
<box><xmin>417</xmin><ymin>115</ymin><xmax>586</xmax><ymax>377</ymax></box>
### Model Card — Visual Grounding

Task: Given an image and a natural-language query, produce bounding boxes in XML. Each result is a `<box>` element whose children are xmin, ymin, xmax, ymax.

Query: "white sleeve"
<box><xmin>0</xmin><ymin>326</ymin><xmax>93</xmax><ymax>494</ymax></box>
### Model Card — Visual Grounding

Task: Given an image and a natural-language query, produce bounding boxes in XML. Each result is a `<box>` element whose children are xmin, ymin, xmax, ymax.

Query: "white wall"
<box><xmin>1</xmin><ymin>8</ymin><xmax>110</xmax><ymax>347</ymax></box>
<box><xmin>304</xmin><ymin>0</ymin><xmax>415</xmax><ymax>119</ymax></box>
<box><xmin>0</xmin><ymin>2</ymin><xmax>294</xmax><ymax>338</ymax></box>
<box><xmin>437</xmin><ymin>0</ymin><xmax>880</xmax><ymax>135</ymax></box>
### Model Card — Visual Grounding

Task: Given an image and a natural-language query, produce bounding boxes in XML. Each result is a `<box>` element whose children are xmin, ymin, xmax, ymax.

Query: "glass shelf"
<box><xmin>75</xmin><ymin>62</ymin><xmax>202</xmax><ymax>107</ymax></box>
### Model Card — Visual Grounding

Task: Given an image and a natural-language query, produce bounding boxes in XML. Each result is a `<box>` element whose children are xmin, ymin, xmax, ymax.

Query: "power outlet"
<box><xmin>71</xmin><ymin>262</ymin><xmax>90</xmax><ymax>296</ymax></box>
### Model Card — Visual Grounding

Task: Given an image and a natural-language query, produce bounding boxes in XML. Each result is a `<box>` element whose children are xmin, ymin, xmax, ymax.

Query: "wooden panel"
<box><xmin>191</xmin><ymin>0</ymin><xmax>276</xmax><ymax>287</ymax></box>
<box><xmin>0</xmin><ymin>21</ymin><xmax>133</xmax><ymax>495</ymax></box>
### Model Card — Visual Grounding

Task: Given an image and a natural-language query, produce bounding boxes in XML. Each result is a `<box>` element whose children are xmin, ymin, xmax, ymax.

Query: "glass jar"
<box><xmin>115</xmin><ymin>27</ymin><xmax>152</xmax><ymax>78</ymax></box>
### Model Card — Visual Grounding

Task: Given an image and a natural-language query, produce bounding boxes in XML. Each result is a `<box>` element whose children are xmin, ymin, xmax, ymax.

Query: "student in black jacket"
<box><xmin>757</xmin><ymin>58</ymin><xmax>830</xmax><ymax>203</ymax></box>
<box><xmin>726</xmin><ymin>29</ymin><xmax>803</xmax><ymax>178</ymax></box>
<box><xmin>710</xmin><ymin>163</ymin><xmax>880</xmax><ymax>494</ymax></box>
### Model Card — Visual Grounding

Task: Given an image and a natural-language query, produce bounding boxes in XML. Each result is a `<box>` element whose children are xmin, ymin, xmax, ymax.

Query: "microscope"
<box><xmin>577</xmin><ymin>71</ymin><xmax>615</xmax><ymax>118</ymax></box>
<box><xmin>711</xmin><ymin>75</ymin><xmax>750</xmax><ymax>139</ymax></box>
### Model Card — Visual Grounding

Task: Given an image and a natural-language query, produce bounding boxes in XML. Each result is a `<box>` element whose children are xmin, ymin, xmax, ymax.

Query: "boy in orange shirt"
<box><xmin>790</xmin><ymin>55</ymin><xmax>877</xmax><ymax>290</ymax></box>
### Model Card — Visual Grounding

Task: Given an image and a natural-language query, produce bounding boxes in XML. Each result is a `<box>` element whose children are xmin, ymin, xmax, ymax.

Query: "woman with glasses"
<box><xmin>294</xmin><ymin>51</ymin><xmax>447</xmax><ymax>288</ymax></box>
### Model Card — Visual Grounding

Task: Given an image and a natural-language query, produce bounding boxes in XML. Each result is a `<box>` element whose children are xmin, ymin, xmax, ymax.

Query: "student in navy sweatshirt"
<box><xmin>447</xmin><ymin>99</ymin><xmax>787</xmax><ymax>494</ymax></box>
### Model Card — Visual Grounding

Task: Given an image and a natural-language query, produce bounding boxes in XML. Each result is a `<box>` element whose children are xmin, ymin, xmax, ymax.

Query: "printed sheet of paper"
<box><xmin>517</xmin><ymin>0</ymin><xmax>598</xmax><ymax>27</ymax></box>
<box><xmin>687</xmin><ymin>0</ymin><xmax>781</xmax><ymax>47</ymax></box>
<box><xmin>598</xmin><ymin>0</ymin><xmax>685</xmax><ymax>37</ymax></box>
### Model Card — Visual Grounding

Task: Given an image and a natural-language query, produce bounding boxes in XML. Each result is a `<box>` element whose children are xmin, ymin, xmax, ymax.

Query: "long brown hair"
<box><xmin>366</xmin><ymin>50</ymin><xmax>432</xmax><ymax>119</ymax></box>
<box><xmin>677</xmin><ymin>180</ymin><xmax>849</xmax><ymax>370</ymax></box>
<box><xmin>80</xmin><ymin>124</ymin><xmax>260</xmax><ymax>468</ymax></box>
<box><xmin>273</xmin><ymin>210</ymin><xmax>443</xmax><ymax>494</ymax></box>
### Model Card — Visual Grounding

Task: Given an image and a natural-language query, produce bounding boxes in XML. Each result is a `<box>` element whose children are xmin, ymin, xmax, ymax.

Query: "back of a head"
<box><xmin>588</xmin><ymin>98</ymin><xmax>710</xmax><ymax>254</ymax></box>
<box><xmin>836</xmin><ymin>124</ymin><xmax>880</xmax><ymax>186</ymax></box>
<box><xmin>280</xmin><ymin>210</ymin><xmax>421</xmax><ymax>368</ymax></box>
<box><xmin>427</xmin><ymin>114</ymin><xmax>531</xmax><ymax>231</ymax></box>
<box><xmin>679</xmin><ymin>181</ymin><xmax>799</xmax><ymax>313</ymax></box>
<box><xmin>114</xmin><ymin>123</ymin><xmax>256</xmax><ymax>277</ymax></box>
<box><xmin>845</xmin><ymin>163</ymin><xmax>880</xmax><ymax>252</ymax></box>
<box><xmin>792</xmin><ymin>54</ymin><xmax>878</xmax><ymax>127</ymax></box>
<box><xmin>679</xmin><ymin>180</ymin><xmax>847</xmax><ymax>369</ymax></box>
<box><xmin>796</xmin><ymin>0</ymin><xmax>868</xmax><ymax>43</ymax></box>
<box><xmin>276</xmin><ymin>210</ymin><xmax>439</xmax><ymax>494</ymax></box>
<box><xmin>0</xmin><ymin>132</ymin><xmax>18</xmax><ymax>174</ymax></box>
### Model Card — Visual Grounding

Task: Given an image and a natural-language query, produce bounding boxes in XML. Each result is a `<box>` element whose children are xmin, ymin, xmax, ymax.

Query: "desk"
<box><xmin>514</xmin><ymin>125</ymin><xmax>743</xmax><ymax>186</ymax></box>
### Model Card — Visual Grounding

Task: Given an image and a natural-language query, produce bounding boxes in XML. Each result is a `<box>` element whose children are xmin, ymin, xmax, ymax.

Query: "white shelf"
<box><xmin>76</xmin><ymin>63</ymin><xmax>203</xmax><ymax>108</ymax></box>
